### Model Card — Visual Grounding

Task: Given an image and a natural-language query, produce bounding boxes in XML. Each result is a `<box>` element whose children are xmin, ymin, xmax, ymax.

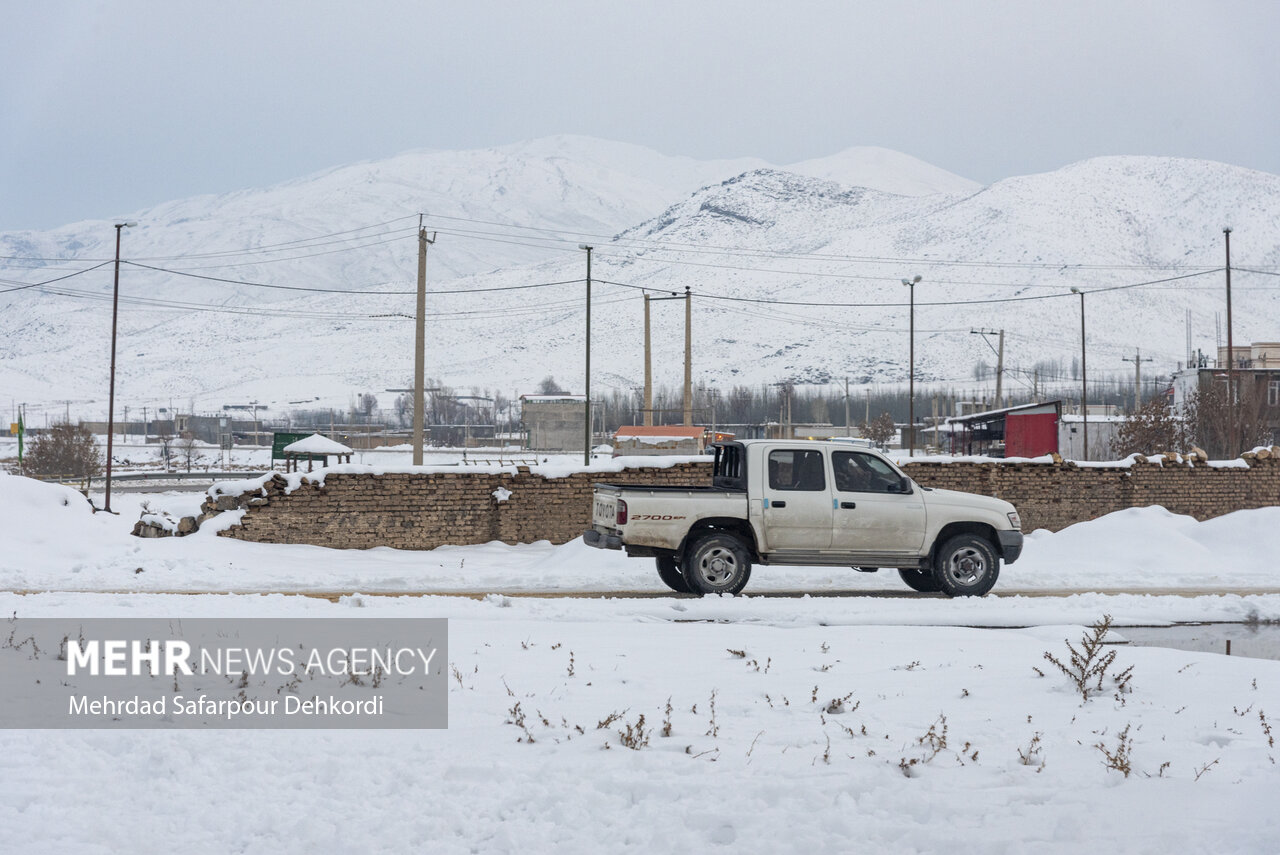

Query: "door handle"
<box><xmin>841</xmin><ymin>501</ymin><xmax>856</xmax><ymax>509</ymax></box>
<box><xmin>771</xmin><ymin>500</ymin><xmax>787</xmax><ymax>509</ymax></box>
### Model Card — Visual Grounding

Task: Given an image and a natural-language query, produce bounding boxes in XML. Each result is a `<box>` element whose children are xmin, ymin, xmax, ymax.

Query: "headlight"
<box><xmin>1007</xmin><ymin>511</ymin><xmax>1022</xmax><ymax>530</ymax></box>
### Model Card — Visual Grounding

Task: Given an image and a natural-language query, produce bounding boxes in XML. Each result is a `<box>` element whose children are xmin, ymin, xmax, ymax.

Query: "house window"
<box><xmin>1269</xmin><ymin>380</ymin><xmax>1280</xmax><ymax>407</ymax></box>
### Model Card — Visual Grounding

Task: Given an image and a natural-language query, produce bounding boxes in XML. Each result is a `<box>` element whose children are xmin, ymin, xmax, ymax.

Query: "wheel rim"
<box><xmin>696</xmin><ymin>546</ymin><xmax>738</xmax><ymax>586</ymax></box>
<box><xmin>943</xmin><ymin>547</ymin><xmax>987</xmax><ymax>586</ymax></box>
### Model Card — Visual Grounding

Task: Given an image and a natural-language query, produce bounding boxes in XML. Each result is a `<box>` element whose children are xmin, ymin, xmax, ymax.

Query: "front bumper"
<box><xmin>998</xmin><ymin>530</ymin><xmax>1024</xmax><ymax>564</ymax></box>
<box><xmin>584</xmin><ymin>528</ymin><xmax>623</xmax><ymax>550</ymax></box>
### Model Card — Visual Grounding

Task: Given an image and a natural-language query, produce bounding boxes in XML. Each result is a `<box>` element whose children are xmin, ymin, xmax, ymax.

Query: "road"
<box><xmin>8</xmin><ymin>587</ymin><xmax>1280</xmax><ymax>601</ymax></box>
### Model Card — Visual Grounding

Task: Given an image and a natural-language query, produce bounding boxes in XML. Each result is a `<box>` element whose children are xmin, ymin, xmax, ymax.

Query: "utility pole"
<box><xmin>996</xmin><ymin>329</ymin><xmax>1004</xmax><ymax>406</ymax></box>
<box><xmin>844</xmin><ymin>377</ymin><xmax>851</xmax><ymax>436</ymax></box>
<box><xmin>1122</xmin><ymin>348</ymin><xmax>1153</xmax><ymax>411</ymax></box>
<box><xmin>1224</xmin><ymin>227</ymin><xmax>1235</xmax><ymax>457</ymax></box>
<box><xmin>104</xmin><ymin>220</ymin><xmax>136</xmax><ymax>514</ymax></box>
<box><xmin>1071</xmin><ymin>287</ymin><xmax>1088</xmax><ymax>460</ymax></box>
<box><xmin>413</xmin><ymin>216</ymin><xmax>436</xmax><ymax>466</ymax></box>
<box><xmin>643</xmin><ymin>293</ymin><xmax>653</xmax><ymax>427</ymax></box>
<box><xmin>683</xmin><ymin>286</ymin><xmax>692</xmax><ymax>426</ymax></box>
<box><xmin>970</xmin><ymin>328</ymin><xmax>1005</xmax><ymax>407</ymax></box>
<box><xmin>902</xmin><ymin>275</ymin><xmax>921</xmax><ymax>455</ymax></box>
<box><xmin>579</xmin><ymin>244</ymin><xmax>593</xmax><ymax>465</ymax></box>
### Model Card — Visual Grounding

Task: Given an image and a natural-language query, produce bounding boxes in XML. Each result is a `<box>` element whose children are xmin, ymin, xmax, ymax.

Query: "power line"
<box><xmin>121</xmin><ymin>261</ymin><xmax>584</xmax><ymax>295</ymax></box>
<box><xmin>0</xmin><ymin>261</ymin><xmax>113</xmax><ymax>293</ymax></box>
<box><xmin>596</xmin><ymin>268</ymin><xmax>1223</xmax><ymax>308</ymax></box>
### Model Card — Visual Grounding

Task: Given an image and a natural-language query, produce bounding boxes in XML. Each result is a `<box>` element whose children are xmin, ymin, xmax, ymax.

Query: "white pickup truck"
<box><xmin>585</xmin><ymin>439</ymin><xmax>1023</xmax><ymax>597</ymax></box>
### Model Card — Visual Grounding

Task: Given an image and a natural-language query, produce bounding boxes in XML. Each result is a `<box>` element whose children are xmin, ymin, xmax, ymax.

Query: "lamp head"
<box><xmin>1223</xmin><ymin>226</ymin><xmax>1232</xmax><ymax>235</ymax></box>
<box><xmin>115</xmin><ymin>221</ymin><xmax>137</xmax><ymax>229</ymax></box>
<box><xmin>1070</xmin><ymin>286</ymin><xmax>1081</xmax><ymax>294</ymax></box>
<box><xmin>901</xmin><ymin>275</ymin><xmax>921</xmax><ymax>286</ymax></box>
<box><xmin>578</xmin><ymin>244</ymin><xmax>593</xmax><ymax>251</ymax></box>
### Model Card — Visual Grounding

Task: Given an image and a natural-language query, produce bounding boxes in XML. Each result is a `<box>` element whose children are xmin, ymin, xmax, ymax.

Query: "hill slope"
<box><xmin>2</xmin><ymin>140</ymin><xmax>1277</xmax><ymax>424</ymax></box>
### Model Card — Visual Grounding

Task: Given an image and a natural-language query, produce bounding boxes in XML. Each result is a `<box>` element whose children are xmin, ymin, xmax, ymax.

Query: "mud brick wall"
<box><xmin>900</xmin><ymin>452</ymin><xmax>1280</xmax><ymax>532</ymax></box>
<box><xmin>214</xmin><ymin>453</ymin><xmax>1280</xmax><ymax>549</ymax></box>
<box><xmin>217</xmin><ymin>463</ymin><xmax>713</xmax><ymax>549</ymax></box>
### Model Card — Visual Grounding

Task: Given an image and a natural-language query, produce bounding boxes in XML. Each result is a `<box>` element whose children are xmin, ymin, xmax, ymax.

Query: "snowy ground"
<box><xmin>2</xmin><ymin>472</ymin><xmax>1279</xmax><ymax>852</ymax></box>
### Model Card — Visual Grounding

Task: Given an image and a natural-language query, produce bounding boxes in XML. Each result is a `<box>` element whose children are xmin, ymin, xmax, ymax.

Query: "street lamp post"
<box><xmin>901</xmin><ymin>275</ymin><xmax>921</xmax><ymax>456</ymax></box>
<box><xmin>1071</xmin><ymin>287</ymin><xmax>1088</xmax><ymax>460</ymax></box>
<box><xmin>104</xmin><ymin>221</ymin><xmax>137</xmax><ymax>513</ymax></box>
<box><xmin>579</xmin><ymin>244</ymin><xmax>593</xmax><ymax>465</ymax></box>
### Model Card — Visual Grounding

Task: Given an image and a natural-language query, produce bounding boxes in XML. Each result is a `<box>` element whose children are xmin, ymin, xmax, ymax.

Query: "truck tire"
<box><xmin>656</xmin><ymin>554</ymin><xmax>693</xmax><ymax>594</ymax></box>
<box><xmin>682</xmin><ymin>533</ymin><xmax>752</xmax><ymax>596</ymax></box>
<box><xmin>933</xmin><ymin>534</ymin><xmax>1000</xmax><ymax>598</ymax></box>
<box><xmin>898</xmin><ymin>568</ymin><xmax>942</xmax><ymax>593</ymax></box>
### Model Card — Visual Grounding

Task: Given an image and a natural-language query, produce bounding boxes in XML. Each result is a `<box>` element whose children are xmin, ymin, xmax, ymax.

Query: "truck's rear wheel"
<box><xmin>656</xmin><ymin>553</ymin><xmax>693</xmax><ymax>594</ymax></box>
<box><xmin>898</xmin><ymin>568</ymin><xmax>942</xmax><ymax>593</ymax></box>
<box><xmin>933</xmin><ymin>534</ymin><xmax>1000</xmax><ymax>597</ymax></box>
<box><xmin>682</xmin><ymin>533</ymin><xmax>752</xmax><ymax>596</ymax></box>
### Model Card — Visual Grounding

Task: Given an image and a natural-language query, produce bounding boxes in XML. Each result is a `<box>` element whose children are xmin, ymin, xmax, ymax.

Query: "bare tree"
<box><xmin>1184</xmin><ymin>381</ymin><xmax>1270</xmax><ymax>458</ymax></box>
<box><xmin>861</xmin><ymin>412</ymin><xmax>897</xmax><ymax>449</ymax></box>
<box><xmin>178</xmin><ymin>436</ymin><xmax>203</xmax><ymax>471</ymax></box>
<box><xmin>20</xmin><ymin>421</ymin><xmax>102</xmax><ymax>479</ymax></box>
<box><xmin>356</xmin><ymin>392</ymin><xmax>378</xmax><ymax>423</ymax></box>
<box><xmin>1111</xmin><ymin>397</ymin><xmax>1188</xmax><ymax>457</ymax></box>
<box><xmin>157</xmin><ymin>431</ymin><xmax>175</xmax><ymax>470</ymax></box>
<box><xmin>537</xmin><ymin>376</ymin><xmax>567</xmax><ymax>395</ymax></box>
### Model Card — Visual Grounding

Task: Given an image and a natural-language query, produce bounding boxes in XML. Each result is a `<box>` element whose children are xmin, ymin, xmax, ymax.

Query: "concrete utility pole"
<box><xmin>649</xmin><ymin>288</ymin><xmax>689</xmax><ymax>426</ymax></box>
<box><xmin>579</xmin><ymin>244</ymin><xmax>593</xmax><ymax>465</ymax></box>
<box><xmin>413</xmin><ymin>216</ymin><xmax>436</xmax><ymax>466</ymax></box>
<box><xmin>1122</xmin><ymin>348</ymin><xmax>1153</xmax><ymax>411</ymax></box>
<box><xmin>1224</xmin><ymin>227</ymin><xmax>1236</xmax><ymax>457</ymax></box>
<box><xmin>1071</xmin><ymin>287</ymin><xmax>1088</xmax><ymax>460</ymax></box>
<box><xmin>902</xmin><ymin>275</ymin><xmax>921</xmax><ymax>456</ymax></box>
<box><xmin>970</xmin><ymin>328</ymin><xmax>1005</xmax><ymax>407</ymax></box>
<box><xmin>683</xmin><ymin>286</ymin><xmax>692</xmax><ymax>426</ymax></box>
<box><xmin>643</xmin><ymin>293</ymin><xmax>653</xmax><ymax>426</ymax></box>
<box><xmin>104</xmin><ymin>220</ymin><xmax>136</xmax><ymax>514</ymax></box>
<box><xmin>844</xmin><ymin>377</ymin><xmax>851</xmax><ymax>436</ymax></box>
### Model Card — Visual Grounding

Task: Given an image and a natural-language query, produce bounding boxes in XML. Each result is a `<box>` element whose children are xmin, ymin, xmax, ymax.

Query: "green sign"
<box><xmin>271</xmin><ymin>431</ymin><xmax>316</xmax><ymax>462</ymax></box>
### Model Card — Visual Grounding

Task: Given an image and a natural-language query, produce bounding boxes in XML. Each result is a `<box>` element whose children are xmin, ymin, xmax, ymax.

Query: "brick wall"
<box><xmin>902</xmin><ymin>452</ymin><xmax>1280</xmax><ymax>531</ymax></box>
<box><xmin>217</xmin><ymin>463</ymin><xmax>713</xmax><ymax>549</ymax></box>
<box><xmin>214</xmin><ymin>451</ymin><xmax>1280</xmax><ymax>549</ymax></box>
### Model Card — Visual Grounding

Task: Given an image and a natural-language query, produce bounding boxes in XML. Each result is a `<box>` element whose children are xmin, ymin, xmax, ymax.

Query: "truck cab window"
<box><xmin>834</xmin><ymin>451</ymin><xmax>903</xmax><ymax>493</ymax></box>
<box><xmin>768</xmin><ymin>449</ymin><xmax>826</xmax><ymax>491</ymax></box>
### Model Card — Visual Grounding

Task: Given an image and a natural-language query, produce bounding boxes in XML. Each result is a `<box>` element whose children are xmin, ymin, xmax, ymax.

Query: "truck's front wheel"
<box><xmin>682</xmin><ymin>533</ymin><xmax>752</xmax><ymax>596</ymax></box>
<box><xmin>656</xmin><ymin>553</ymin><xmax>693</xmax><ymax>594</ymax></box>
<box><xmin>898</xmin><ymin>568</ymin><xmax>942</xmax><ymax>593</ymax></box>
<box><xmin>933</xmin><ymin>534</ymin><xmax>1000</xmax><ymax>597</ymax></box>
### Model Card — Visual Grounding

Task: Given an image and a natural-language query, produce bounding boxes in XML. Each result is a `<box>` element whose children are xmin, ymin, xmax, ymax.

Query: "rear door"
<box><xmin>760</xmin><ymin>447</ymin><xmax>833</xmax><ymax>550</ymax></box>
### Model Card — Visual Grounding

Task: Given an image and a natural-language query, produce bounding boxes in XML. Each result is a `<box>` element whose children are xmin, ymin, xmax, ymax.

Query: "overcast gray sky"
<box><xmin>2</xmin><ymin>0</ymin><xmax>1277</xmax><ymax>231</ymax></box>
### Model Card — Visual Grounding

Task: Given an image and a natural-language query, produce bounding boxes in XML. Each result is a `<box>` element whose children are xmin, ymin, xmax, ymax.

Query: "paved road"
<box><xmin>8</xmin><ymin>587</ymin><xmax>1280</xmax><ymax>601</ymax></box>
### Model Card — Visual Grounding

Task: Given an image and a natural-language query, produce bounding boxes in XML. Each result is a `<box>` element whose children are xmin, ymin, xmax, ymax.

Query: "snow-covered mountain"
<box><xmin>2</xmin><ymin>137</ymin><xmax>1277</xmax><ymax>424</ymax></box>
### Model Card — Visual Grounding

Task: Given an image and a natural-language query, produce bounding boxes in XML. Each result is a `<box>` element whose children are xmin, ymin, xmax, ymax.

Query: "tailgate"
<box><xmin>592</xmin><ymin>487</ymin><xmax>621</xmax><ymax>530</ymax></box>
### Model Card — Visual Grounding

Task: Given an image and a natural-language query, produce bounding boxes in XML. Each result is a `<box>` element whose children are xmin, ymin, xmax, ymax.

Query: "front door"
<box><xmin>829</xmin><ymin>450</ymin><xmax>926</xmax><ymax>557</ymax></box>
<box><xmin>761</xmin><ymin>447</ymin><xmax>833</xmax><ymax>550</ymax></box>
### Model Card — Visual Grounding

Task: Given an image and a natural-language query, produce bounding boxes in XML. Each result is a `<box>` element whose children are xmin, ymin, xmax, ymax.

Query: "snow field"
<box><xmin>1</xmin><ymin>593</ymin><xmax>1278</xmax><ymax>853</ymax></box>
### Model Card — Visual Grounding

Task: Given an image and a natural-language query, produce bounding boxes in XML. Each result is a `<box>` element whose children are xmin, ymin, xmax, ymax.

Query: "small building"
<box><xmin>1057</xmin><ymin>411</ymin><xmax>1125</xmax><ymax>462</ymax></box>
<box><xmin>611</xmin><ymin>426</ymin><xmax>734</xmax><ymax>457</ymax></box>
<box><xmin>944</xmin><ymin>401</ymin><xmax>1061</xmax><ymax>458</ymax></box>
<box><xmin>281</xmin><ymin>433</ymin><xmax>353</xmax><ymax>472</ymax></box>
<box><xmin>520</xmin><ymin>394</ymin><xmax>587</xmax><ymax>452</ymax></box>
